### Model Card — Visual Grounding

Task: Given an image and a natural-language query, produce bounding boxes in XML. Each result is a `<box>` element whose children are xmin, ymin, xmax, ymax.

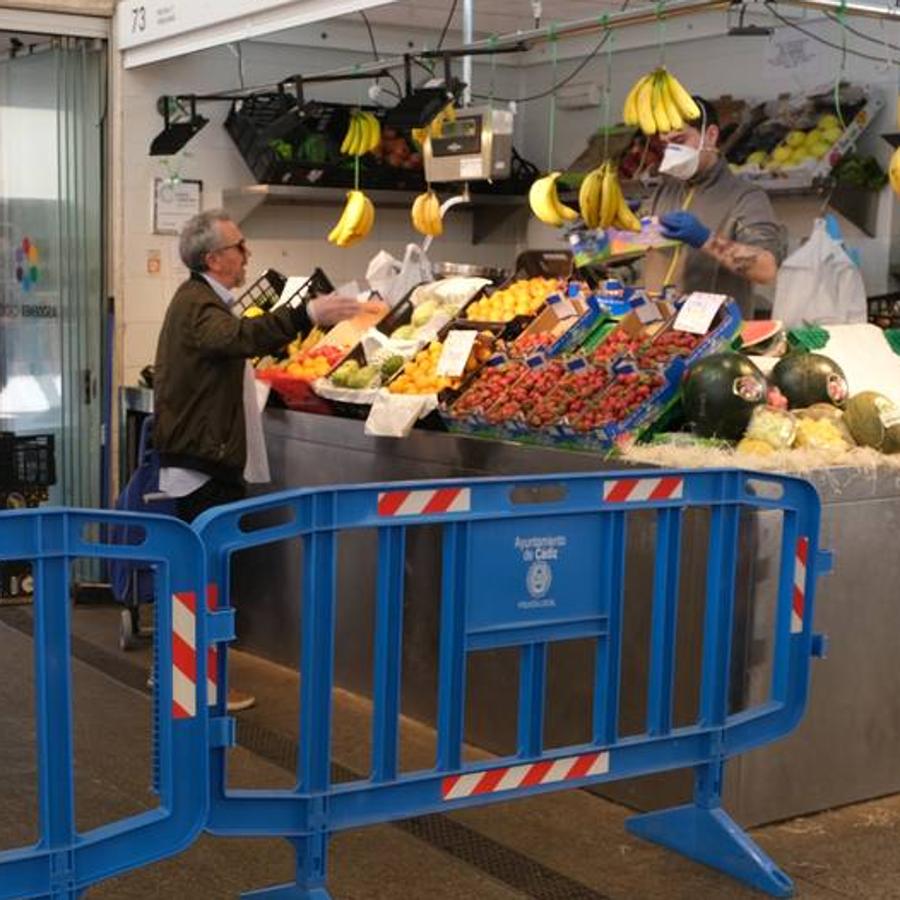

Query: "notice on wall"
<box><xmin>761</xmin><ymin>27</ymin><xmax>826</xmax><ymax>87</ymax></box>
<box><xmin>153</xmin><ymin>178</ymin><xmax>202</xmax><ymax>235</ymax></box>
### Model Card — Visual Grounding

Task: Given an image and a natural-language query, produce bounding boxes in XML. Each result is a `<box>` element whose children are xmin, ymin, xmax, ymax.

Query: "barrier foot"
<box><xmin>241</xmin><ymin>884</ymin><xmax>331</xmax><ymax>899</ymax></box>
<box><xmin>626</xmin><ymin>804</ymin><xmax>793</xmax><ymax>898</ymax></box>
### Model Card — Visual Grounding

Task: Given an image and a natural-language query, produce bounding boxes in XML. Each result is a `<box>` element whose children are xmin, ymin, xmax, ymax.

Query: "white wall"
<box><xmin>116</xmin><ymin>39</ymin><xmax>528</xmax><ymax>385</ymax></box>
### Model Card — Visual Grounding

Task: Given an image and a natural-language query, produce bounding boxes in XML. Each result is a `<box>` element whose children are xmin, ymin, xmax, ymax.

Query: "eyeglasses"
<box><xmin>212</xmin><ymin>239</ymin><xmax>248</xmax><ymax>256</ymax></box>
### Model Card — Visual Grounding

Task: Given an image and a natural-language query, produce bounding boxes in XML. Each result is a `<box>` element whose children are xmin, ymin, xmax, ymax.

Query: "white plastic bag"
<box><xmin>365</xmin><ymin>243</ymin><xmax>433</xmax><ymax>306</ymax></box>
<box><xmin>364</xmin><ymin>389</ymin><xmax>438</xmax><ymax>438</ymax></box>
<box><xmin>772</xmin><ymin>218</ymin><xmax>866</xmax><ymax>328</ymax></box>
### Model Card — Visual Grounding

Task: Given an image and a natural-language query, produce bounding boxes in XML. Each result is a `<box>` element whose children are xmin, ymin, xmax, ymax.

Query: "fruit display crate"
<box><xmin>733</xmin><ymin>94</ymin><xmax>884</xmax><ymax>193</ymax></box>
<box><xmin>439</xmin><ymin>292</ymin><xmax>744</xmax><ymax>452</ymax></box>
<box><xmin>0</xmin><ymin>433</ymin><xmax>56</xmax><ymax>491</ymax></box>
<box><xmin>225</xmin><ymin>95</ymin><xmax>426</xmax><ymax>190</ymax></box>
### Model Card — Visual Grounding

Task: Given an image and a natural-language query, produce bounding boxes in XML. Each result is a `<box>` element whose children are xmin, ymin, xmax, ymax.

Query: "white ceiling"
<box><xmin>337</xmin><ymin>0</ymin><xmax>646</xmax><ymax>41</ymax></box>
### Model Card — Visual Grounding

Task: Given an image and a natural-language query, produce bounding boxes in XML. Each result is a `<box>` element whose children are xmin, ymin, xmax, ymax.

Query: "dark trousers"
<box><xmin>175</xmin><ymin>477</ymin><xmax>246</xmax><ymax>524</ymax></box>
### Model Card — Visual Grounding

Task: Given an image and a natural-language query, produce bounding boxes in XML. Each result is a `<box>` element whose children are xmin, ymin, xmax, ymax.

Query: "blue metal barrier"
<box><xmin>0</xmin><ymin>509</ymin><xmax>212</xmax><ymax>899</ymax></box>
<box><xmin>195</xmin><ymin>468</ymin><xmax>832</xmax><ymax>899</ymax></box>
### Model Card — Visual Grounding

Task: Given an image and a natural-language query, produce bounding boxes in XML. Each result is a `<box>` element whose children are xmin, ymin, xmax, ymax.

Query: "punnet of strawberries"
<box><xmin>565</xmin><ymin>370</ymin><xmax>666</xmax><ymax>433</ymax></box>
<box><xmin>483</xmin><ymin>360</ymin><xmax>567</xmax><ymax>424</ymax></box>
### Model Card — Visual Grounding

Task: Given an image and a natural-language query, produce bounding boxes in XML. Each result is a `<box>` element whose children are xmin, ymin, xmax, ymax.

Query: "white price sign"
<box><xmin>436</xmin><ymin>330</ymin><xmax>478</xmax><ymax>377</ymax></box>
<box><xmin>673</xmin><ymin>292</ymin><xmax>727</xmax><ymax>335</ymax></box>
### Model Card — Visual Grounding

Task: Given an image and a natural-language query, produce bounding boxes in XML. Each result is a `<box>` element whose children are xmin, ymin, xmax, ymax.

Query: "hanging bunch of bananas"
<box><xmin>529</xmin><ymin>172</ymin><xmax>580</xmax><ymax>228</ymax></box>
<box><xmin>623</xmin><ymin>68</ymin><xmax>701</xmax><ymax>136</ymax></box>
<box><xmin>889</xmin><ymin>147</ymin><xmax>900</xmax><ymax>199</ymax></box>
<box><xmin>411</xmin><ymin>103</ymin><xmax>457</xmax><ymax>148</ymax></box>
<box><xmin>340</xmin><ymin>110</ymin><xmax>382</xmax><ymax>156</ymax></box>
<box><xmin>411</xmin><ymin>189</ymin><xmax>443</xmax><ymax>238</ymax></box>
<box><xmin>579</xmin><ymin>162</ymin><xmax>641</xmax><ymax>232</ymax></box>
<box><xmin>327</xmin><ymin>190</ymin><xmax>375</xmax><ymax>248</ymax></box>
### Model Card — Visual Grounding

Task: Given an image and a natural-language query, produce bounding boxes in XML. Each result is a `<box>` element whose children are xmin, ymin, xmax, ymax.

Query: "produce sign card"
<box><xmin>436</xmin><ymin>329</ymin><xmax>478</xmax><ymax>377</ymax></box>
<box><xmin>674</xmin><ymin>292</ymin><xmax>727</xmax><ymax>335</ymax></box>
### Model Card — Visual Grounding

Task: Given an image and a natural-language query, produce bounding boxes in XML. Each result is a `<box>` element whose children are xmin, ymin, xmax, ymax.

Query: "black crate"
<box><xmin>0</xmin><ymin>433</ymin><xmax>56</xmax><ymax>489</ymax></box>
<box><xmin>282</xmin><ymin>267</ymin><xmax>335</xmax><ymax>308</ymax></box>
<box><xmin>868</xmin><ymin>293</ymin><xmax>900</xmax><ymax>330</ymax></box>
<box><xmin>233</xmin><ymin>268</ymin><xmax>288</xmax><ymax>316</ymax></box>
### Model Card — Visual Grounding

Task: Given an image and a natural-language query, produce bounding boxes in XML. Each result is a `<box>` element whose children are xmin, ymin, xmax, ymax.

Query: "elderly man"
<box><xmin>154</xmin><ymin>209</ymin><xmax>360</xmax><ymax>710</ymax></box>
<box><xmin>644</xmin><ymin>97</ymin><xmax>786</xmax><ymax>319</ymax></box>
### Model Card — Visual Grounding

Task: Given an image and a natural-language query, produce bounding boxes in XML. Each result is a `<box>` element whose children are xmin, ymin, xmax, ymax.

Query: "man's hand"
<box><xmin>659</xmin><ymin>211</ymin><xmax>711</xmax><ymax>249</ymax></box>
<box><xmin>307</xmin><ymin>293</ymin><xmax>362</xmax><ymax>326</ymax></box>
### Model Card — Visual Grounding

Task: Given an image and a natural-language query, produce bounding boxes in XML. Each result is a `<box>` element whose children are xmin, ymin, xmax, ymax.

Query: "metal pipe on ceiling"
<box><xmin>462</xmin><ymin>0</ymin><xmax>474</xmax><ymax>105</ymax></box>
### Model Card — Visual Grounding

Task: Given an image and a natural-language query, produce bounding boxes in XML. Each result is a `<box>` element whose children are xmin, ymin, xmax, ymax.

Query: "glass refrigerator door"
<box><xmin>0</xmin><ymin>39</ymin><xmax>104</xmax><ymax>507</ymax></box>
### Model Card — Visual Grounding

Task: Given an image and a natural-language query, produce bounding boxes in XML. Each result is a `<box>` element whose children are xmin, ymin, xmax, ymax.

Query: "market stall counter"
<box><xmin>231</xmin><ymin>407</ymin><xmax>900</xmax><ymax>829</ymax></box>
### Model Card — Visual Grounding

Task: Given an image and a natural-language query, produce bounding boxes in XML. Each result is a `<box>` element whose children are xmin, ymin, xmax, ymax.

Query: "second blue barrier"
<box><xmin>194</xmin><ymin>468</ymin><xmax>832</xmax><ymax>899</ymax></box>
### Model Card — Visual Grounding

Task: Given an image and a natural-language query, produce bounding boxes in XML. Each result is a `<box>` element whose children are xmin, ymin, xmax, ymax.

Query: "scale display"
<box><xmin>423</xmin><ymin>106</ymin><xmax>514</xmax><ymax>184</ymax></box>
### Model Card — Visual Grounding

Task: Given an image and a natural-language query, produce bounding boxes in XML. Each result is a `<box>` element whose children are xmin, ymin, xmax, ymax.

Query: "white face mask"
<box><xmin>659</xmin><ymin>113</ymin><xmax>709</xmax><ymax>180</ymax></box>
<box><xmin>659</xmin><ymin>140</ymin><xmax>701</xmax><ymax>180</ymax></box>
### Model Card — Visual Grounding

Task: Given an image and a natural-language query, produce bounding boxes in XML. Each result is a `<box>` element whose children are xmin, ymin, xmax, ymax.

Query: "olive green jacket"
<box><xmin>154</xmin><ymin>273</ymin><xmax>309</xmax><ymax>483</ymax></box>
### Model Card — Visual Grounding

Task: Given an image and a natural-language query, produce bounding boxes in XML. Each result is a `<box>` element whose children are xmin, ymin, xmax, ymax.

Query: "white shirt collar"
<box><xmin>201</xmin><ymin>272</ymin><xmax>236</xmax><ymax>306</ymax></box>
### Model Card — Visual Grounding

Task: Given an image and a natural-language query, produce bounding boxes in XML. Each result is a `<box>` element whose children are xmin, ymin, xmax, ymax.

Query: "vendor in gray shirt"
<box><xmin>643</xmin><ymin>97</ymin><xmax>786</xmax><ymax>319</ymax></box>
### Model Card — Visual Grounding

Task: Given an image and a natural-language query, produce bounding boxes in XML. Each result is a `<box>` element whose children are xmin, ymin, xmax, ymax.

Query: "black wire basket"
<box><xmin>0</xmin><ymin>433</ymin><xmax>56</xmax><ymax>490</ymax></box>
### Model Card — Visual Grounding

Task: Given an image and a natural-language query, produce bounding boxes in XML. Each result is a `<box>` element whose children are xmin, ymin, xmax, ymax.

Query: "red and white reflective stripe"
<box><xmin>792</xmin><ymin>537</ymin><xmax>809</xmax><ymax>634</ymax></box>
<box><xmin>603</xmin><ymin>476</ymin><xmax>684</xmax><ymax>503</ymax></box>
<box><xmin>442</xmin><ymin>751</ymin><xmax>609</xmax><ymax>801</ymax></box>
<box><xmin>378</xmin><ymin>487</ymin><xmax>471</xmax><ymax>517</ymax></box>
<box><xmin>207</xmin><ymin>583</ymin><xmax>219</xmax><ymax>706</ymax></box>
<box><xmin>172</xmin><ymin>591</ymin><xmax>197</xmax><ymax>719</ymax></box>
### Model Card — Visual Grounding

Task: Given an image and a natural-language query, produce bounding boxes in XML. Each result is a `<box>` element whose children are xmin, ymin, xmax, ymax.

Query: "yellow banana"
<box><xmin>578</xmin><ymin>168</ymin><xmax>603</xmax><ymax>229</ymax></box>
<box><xmin>341</xmin><ymin>195</ymin><xmax>375</xmax><ymax>247</ymax></box>
<box><xmin>651</xmin><ymin>73</ymin><xmax>672</xmax><ymax>135</ymax></box>
<box><xmin>340</xmin><ymin>115</ymin><xmax>356</xmax><ymax>155</ymax></box>
<box><xmin>636</xmin><ymin>76</ymin><xmax>657</xmax><ymax>136</ymax></box>
<box><xmin>363</xmin><ymin>112</ymin><xmax>382</xmax><ymax>154</ymax></box>
<box><xmin>623</xmin><ymin>74</ymin><xmax>651</xmax><ymax>127</ymax></box>
<box><xmin>411</xmin><ymin>190</ymin><xmax>443</xmax><ymax>237</ymax></box>
<box><xmin>890</xmin><ymin>147</ymin><xmax>900</xmax><ymax>198</ymax></box>
<box><xmin>614</xmin><ymin>186</ymin><xmax>642</xmax><ymax>233</ymax></box>
<box><xmin>328</xmin><ymin>190</ymin><xmax>368</xmax><ymax>246</ymax></box>
<box><xmin>529</xmin><ymin>172</ymin><xmax>576</xmax><ymax>227</ymax></box>
<box><xmin>427</xmin><ymin>192</ymin><xmax>443</xmax><ymax>236</ymax></box>
<box><xmin>662</xmin><ymin>68</ymin><xmax>701</xmax><ymax>123</ymax></box>
<box><xmin>598</xmin><ymin>163</ymin><xmax>615</xmax><ymax>229</ymax></box>
<box><xmin>529</xmin><ymin>175</ymin><xmax>564</xmax><ymax>226</ymax></box>
<box><xmin>411</xmin><ymin>192</ymin><xmax>427</xmax><ymax>234</ymax></box>
<box><xmin>658</xmin><ymin>72</ymin><xmax>684</xmax><ymax>132</ymax></box>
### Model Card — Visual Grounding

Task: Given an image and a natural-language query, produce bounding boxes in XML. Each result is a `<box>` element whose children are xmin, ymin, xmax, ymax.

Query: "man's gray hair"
<box><xmin>178</xmin><ymin>208</ymin><xmax>232</xmax><ymax>271</ymax></box>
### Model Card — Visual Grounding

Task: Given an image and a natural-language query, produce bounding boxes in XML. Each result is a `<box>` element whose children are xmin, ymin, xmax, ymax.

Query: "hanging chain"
<box><xmin>601</xmin><ymin>15</ymin><xmax>614</xmax><ymax>161</ymax></box>
<box><xmin>834</xmin><ymin>0</ymin><xmax>848</xmax><ymax>129</ymax></box>
<box><xmin>656</xmin><ymin>0</ymin><xmax>667</xmax><ymax>67</ymax></box>
<box><xmin>547</xmin><ymin>24</ymin><xmax>559</xmax><ymax>171</ymax></box>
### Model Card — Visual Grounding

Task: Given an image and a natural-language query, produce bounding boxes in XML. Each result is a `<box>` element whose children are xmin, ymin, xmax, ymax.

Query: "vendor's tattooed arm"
<box><xmin>701</xmin><ymin>235</ymin><xmax>778</xmax><ymax>285</ymax></box>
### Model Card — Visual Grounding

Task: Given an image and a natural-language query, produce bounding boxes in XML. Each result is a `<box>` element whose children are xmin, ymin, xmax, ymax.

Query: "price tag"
<box><xmin>548</xmin><ymin>295</ymin><xmax>578</xmax><ymax>319</ymax></box>
<box><xmin>673</xmin><ymin>292</ymin><xmax>727</xmax><ymax>335</ymax></box>
<box><xmin>436</xmin><ymin>329</ymin><xmax>478</xmax><ymax>377</ymax></box>
<box><xmin>635</xmin><ymin>302</ymin><xmax>663</xmax><ymax>324</ymax></box>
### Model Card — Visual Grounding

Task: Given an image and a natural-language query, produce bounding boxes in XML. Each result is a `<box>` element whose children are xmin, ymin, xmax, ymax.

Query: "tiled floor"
<box><xmin>2</xmin><ymin>603</ymin><xmax>899</xmax><ymax>899</ymax></box>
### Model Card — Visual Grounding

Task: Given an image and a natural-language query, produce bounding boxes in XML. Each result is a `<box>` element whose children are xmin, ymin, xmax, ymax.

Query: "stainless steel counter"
<box><xmin>232</xmin><ymin>409</ymin><xmax>900</xmax><ymax>827</ymax></box>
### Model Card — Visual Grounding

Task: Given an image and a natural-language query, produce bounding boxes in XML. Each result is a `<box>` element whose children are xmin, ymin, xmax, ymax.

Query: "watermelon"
<box><xmin>740</xmin><ymin>320</ymin><xmax>785</xmax><ymax>353</ymax></box>
<box><xmin>771</xmin><ymin>353</ymin><xmax>848</xmax><ymax>409</ymax></box>
<box><xmin>682</xmin><ymin>352</ymin><xmax>768</xmax><ymax>441</ymax></box>
<box><xmin>844</xmin><ymin>391</ymin><xmax>900</xmax><ymax>453</ymax></box>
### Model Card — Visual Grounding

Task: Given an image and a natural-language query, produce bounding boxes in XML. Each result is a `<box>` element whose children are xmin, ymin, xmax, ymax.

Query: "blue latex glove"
<box><xmin>659</xmin><ymin>211</ymin><xmax>711</xmax><ymax>249</ymax></box>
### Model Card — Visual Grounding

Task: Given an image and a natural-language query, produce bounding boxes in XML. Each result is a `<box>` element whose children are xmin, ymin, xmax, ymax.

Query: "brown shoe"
<box><xmin>226</xmin><ymin>688</ymin><xmax>256</xmax><ymax>712</ymax></box>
